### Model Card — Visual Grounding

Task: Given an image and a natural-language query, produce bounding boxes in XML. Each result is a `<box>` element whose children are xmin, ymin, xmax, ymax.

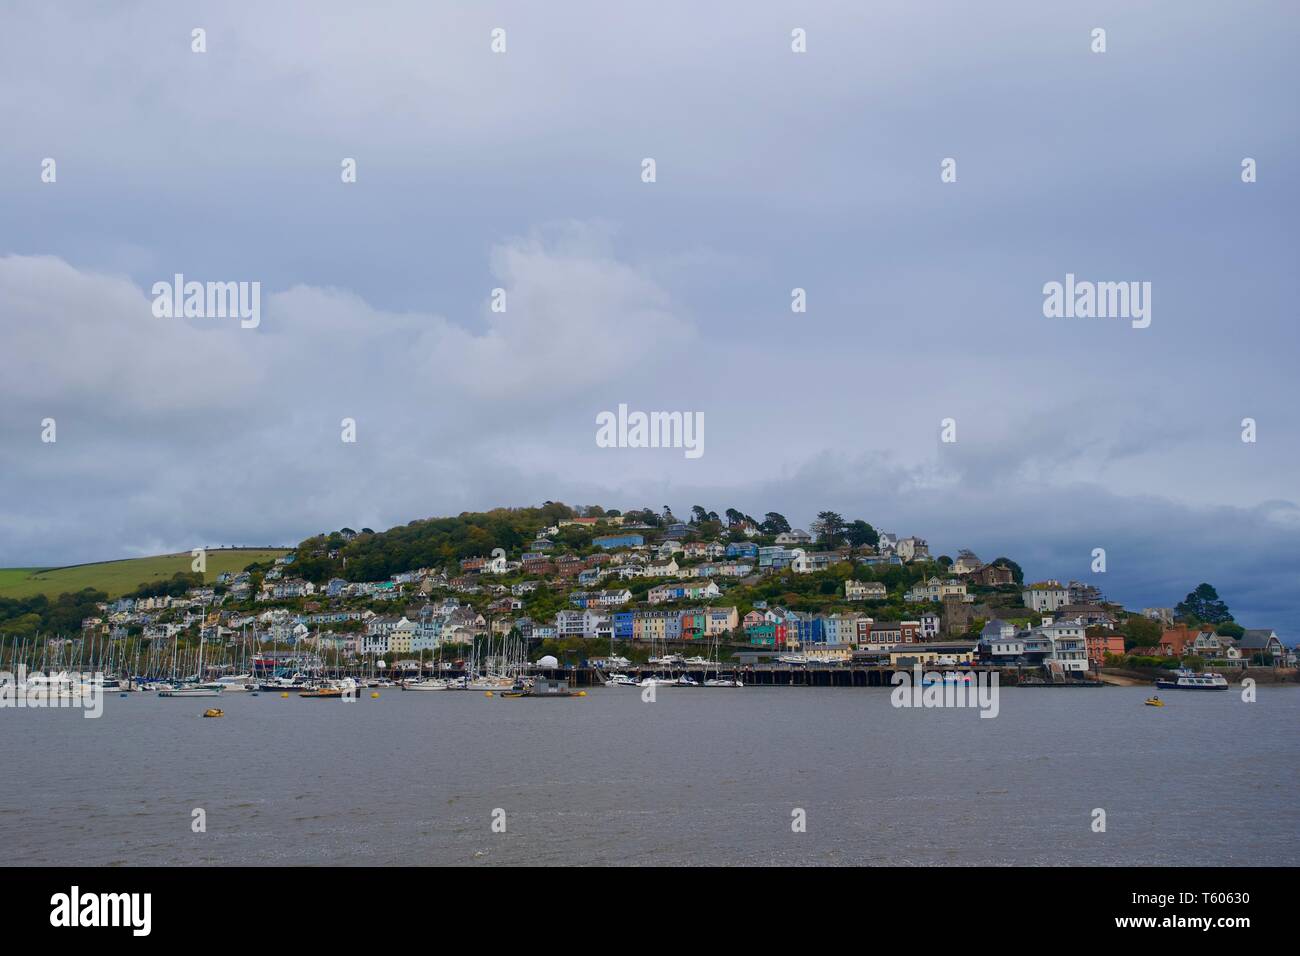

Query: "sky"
<box><xmin>1</xmin><ymin>2</ymin><xmax>1297</xmax><ymax>638</ymax></box>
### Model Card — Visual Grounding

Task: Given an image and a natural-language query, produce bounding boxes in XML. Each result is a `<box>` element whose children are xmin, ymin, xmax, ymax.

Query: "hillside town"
<box><xmin>65</xmin><ymin>506</ymin><xmax>1292</xmax><ymax>679</ymax></box>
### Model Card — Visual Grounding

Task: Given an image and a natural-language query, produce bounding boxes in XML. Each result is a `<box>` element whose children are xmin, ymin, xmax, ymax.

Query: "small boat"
<box><xmin>1144</xmin><ymin>697</ymin><xmax>1165</xmax><ymax>707</ymax></box>
<box><xmin>703</xmin><ymin>677</ymin><xmax>743</xmax><ymax>688</ymax></box>
<box><xmin>1154</xmin><ymin>668</ymin><xmax>1229</xmax><ymax>691</ymax></box>
<box><xmin>603</xmin><ymin>673</ymin><xmax>638</xmax><ymax>687</ymax></box>
<box><xmin>673</xmin><ymin>674</ymin><xmax>699</xmax><ymax>687</ymax></box>
<box><xmin>202</xmin><ymin>708</ymin><xmax>225</xmax><ymax>718</ymax></box>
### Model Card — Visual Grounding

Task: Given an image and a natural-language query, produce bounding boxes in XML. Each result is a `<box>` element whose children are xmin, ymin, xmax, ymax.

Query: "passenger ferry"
<box><xmin>1154</xmin><ymin>668</ymin><xmax>1229</xmax><ymax>691</ymax></box>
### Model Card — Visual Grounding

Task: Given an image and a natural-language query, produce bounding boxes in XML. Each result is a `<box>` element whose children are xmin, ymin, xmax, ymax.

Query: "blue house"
<box><xmin>726</xmin><ymin>542</ymin><xmax>759</xmax><ymax>560</ymax></box>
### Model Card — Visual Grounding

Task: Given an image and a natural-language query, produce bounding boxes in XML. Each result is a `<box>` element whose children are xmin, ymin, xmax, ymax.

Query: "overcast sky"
<box><xmin>2</xmin><ymin>2</ymin><xmax>1296</xmax><ymax>638</ymax></box>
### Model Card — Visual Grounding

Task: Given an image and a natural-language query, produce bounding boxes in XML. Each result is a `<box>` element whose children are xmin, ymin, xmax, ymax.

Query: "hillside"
<box><xmin>0</xmin><ymin>548</ymin><xmax>290</xmax><ymax>600</ymax></box>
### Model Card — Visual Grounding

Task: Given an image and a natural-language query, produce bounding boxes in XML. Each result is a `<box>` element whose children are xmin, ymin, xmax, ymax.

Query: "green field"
<box><xmin>0</xmin><ymin>549</ymin><xmax>291</xmax><ymax>600</ymax></box>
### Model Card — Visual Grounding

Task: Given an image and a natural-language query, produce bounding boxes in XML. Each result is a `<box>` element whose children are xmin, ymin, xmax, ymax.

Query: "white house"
<box><xmin>1022</xmin><ymin>581</ymin><xmax>1071</xmax><ymax>613</ymax></box>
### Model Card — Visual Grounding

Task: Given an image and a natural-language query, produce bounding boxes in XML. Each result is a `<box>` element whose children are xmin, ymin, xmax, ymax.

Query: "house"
<box><xmin>1085</xmin><ymin>632</ymin><xmax>1127</xmax><ymax>664</ymax></box>
<box><xmin>758</xmin><ymin>546</ymin><xmax>798</xmax><ymax>570</ymax></box>
<box><xmin>791</xmin><ymin>549</ymin><xmax>843</xmax><ymax>574</ymax></box>
<box><xmin>904</xmin><ymin>577</ymin><xmax>970</xmax><ymax>603</ymax></box>
<box><xmin>869</xmin><ymin>620</ymin><xmax>904</xmax><ymax>645</ymax></box>
<box><xmin>645</xmin><ymin>558</ymin><xmax>679</xmax><ymax>578</ymax></box>
<box><xmin>1022</xmin><ymin>581</ymin><xmax>1071</xmax><ymax>612</ymax></box>
<box><xmin>969</xmin><ymin>563</ymin><xmax>1015</xmax><ymax>587</ymax></box>
<box><xmin>775</xmin><ymin>529</ymin><xmax>812</xmax><ymax>546</ymax></box>
<box><xmin>1239</xmin><ymin>629</ymin><xmax>1285</xmax><ymax>661</ymax></box>
<box><xmin>895</xmin><ymin>537</ymin><xmax>929</xmax><ymax>562</ymax></box>
<box><xmin>952</xmin><ymin>550</ymin><xmax>983</xmax><ymax>575</ymax></box>
<box><xmin>1158</xmin><ymin>624</ymin><xmax>1212</xmax><ymax>658</ymax></box>
<box><xmin>845</xmin><ymin>579</ymin><xmax>887</xmax><ymax>601</ymax></box>
<box><xmin>919</xmin><ymin>612</ymin><xmax>941</xmax><ymax>640</ymax></box>
<box><xmin>1033</xmin><ymin>617</ymin><xmax>1090</xmax><ymax>672</ymax></box>
<box><xmin>726</xmin><ymin>542</ymin><xmax>759</xmax><ymax>560</ymax></box>
<box><xmin>979</xmin><ymin>619</ymin><xmax>1025</xmax><ymax>661</ymax></box>
<box><xmin>388</xmin><ymin>618</ymin><xmax>418</xmax><ymax>653</ymax></box>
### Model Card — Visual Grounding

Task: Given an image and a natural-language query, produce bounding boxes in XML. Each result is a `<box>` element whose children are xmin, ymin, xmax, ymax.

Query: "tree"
<box><xmin>1175</xmin><ymin>583</ymin><xmax>1232</xmax><ymax>624</ymax></box>
<box><xmin>1123</xmin><ymin>614</ymin><xmax>1161</xmax><ymax>651</ymax></box>
<box><xmin>690</xmin><ymin>505</ymin><xmax>709</xmax><ymax>525</ymax></box>
<box><xmin>844</xmin><ymin>520</ymin><xmax>879</xmax><ymax>550</ymax></box>
<box><xmin>725</xmin><ymin>508</ymin><xmax>744</xmax><ymax>527</ymax></box>
<box><xmin>1216</xmin><ymin>621</ymin><xmax>1245</xmax><ymax>639</ymax></box>
<box><xmin>812</xmin><ymin>511</ymin><xmax>845</xmax><ymax>544</ymax></box>
<box><xmin>761</xmin><ymin>512</ymin><xmax>791</xmax><ymax>534</ymax></box>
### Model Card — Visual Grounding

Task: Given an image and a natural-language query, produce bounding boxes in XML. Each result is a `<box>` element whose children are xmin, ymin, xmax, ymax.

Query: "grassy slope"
<box><xmin>0</xmin><ymin>549</ymin><xmax>290</xmax><ymax>600</ymax></box>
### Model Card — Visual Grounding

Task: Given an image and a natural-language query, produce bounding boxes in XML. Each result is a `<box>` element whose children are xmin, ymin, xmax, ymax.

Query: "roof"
<box><xmin>1239</xmin><ymin>629</ymin><xmax>1280</xmax><ymax>648</ymax></box>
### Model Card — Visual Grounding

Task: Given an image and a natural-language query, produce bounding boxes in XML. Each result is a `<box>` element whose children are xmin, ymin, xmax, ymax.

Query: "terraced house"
<box><xmin>647</xmin><ymin>581</ymin><xmax>721</xmax><ymax>604</ymax></box>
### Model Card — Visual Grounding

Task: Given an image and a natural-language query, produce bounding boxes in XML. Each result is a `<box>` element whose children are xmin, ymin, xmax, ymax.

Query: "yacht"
<box><xmin>402</xmin><ymin>678</ymin><xmax>452</xmax><ymax>691</ymax></box>
<box><xmin>703</xmin><ymin>676</ymin><xmax>743</xmax><ymax>688</ymax></box>
<box><xmin>637</xmin><ymin>676</ymin><xmax>678</xmax><ymax>688</ymax></box>
<box><xmin>159</xmin><ymin>685</ymin><xmax>223</xmax><ymax>698</ymax></box>
<box><xmin>603</xmin><ymin>673</ymin><xmax>638</xmax><ymax>687</ymax></box>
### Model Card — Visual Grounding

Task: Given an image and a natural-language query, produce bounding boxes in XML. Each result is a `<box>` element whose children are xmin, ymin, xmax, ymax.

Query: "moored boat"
<box><xmin>1154</xmin><ymin>668</ymin><xmax>1229</xmax><ymax>691</ymax></box>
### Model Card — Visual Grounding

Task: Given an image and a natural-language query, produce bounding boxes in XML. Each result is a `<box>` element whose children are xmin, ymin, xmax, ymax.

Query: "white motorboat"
<box><xmin>637</xmin><ymin>676</ymin><xmax>678</xmax><ymax>688</ymax></box>
<box><xmin>603</xmin><ymin>673</ymin><xmax>638</xmax><ymax>687</ymax></box>
<box><xmin>673</xmin><ymin>674</ymin><xmax>699</xmax><ymax>687</ymax></box>
<box><xmin>703</xmin><ymin>677</ymin><xmax>743</xmax><ymax>687</ymax></box>
<box><xmin>402</xmin><ymin>678</ymin><xmax>452</xmax><ymax>691</ymax></box>
<box><xmin>159</xmin><ymin>685</ymin><xmax>224</xmax><ymax>698</ymax></box>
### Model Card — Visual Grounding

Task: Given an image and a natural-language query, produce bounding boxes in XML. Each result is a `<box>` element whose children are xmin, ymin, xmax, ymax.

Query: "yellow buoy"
<box><xmin>577</xmin><ymin>691</ymin><xmax>587</xmax><ymax>697</ymax></box>
<box><xmin>203</xmin><ymin>708</ymin><xmax>224</xmax><ymax>718</ymax></box>
<box><xmin>281</xmin><ymin>692</ymin><xmax>289</xmax><ymax>698</ymax></box>
<box><xmin>371</xmin><ymin>691</ymin><xmax>380</xmax><ymax>699</ymax></box>
<box><xmin>484</xmin><ymin>691</ymin><xmax>493</xmax><ymax>697</ymax></box>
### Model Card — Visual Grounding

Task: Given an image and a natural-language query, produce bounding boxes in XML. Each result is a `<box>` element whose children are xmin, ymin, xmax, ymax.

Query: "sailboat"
<box><xmin>159</xmin><ymin>632</ymin><xmax>223</xmax><ymax>697</ymax></box>
<box><xmin>702</xmin><ymin>635</ymin><xmax>743</xmax><ymax>687</ymax></box>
